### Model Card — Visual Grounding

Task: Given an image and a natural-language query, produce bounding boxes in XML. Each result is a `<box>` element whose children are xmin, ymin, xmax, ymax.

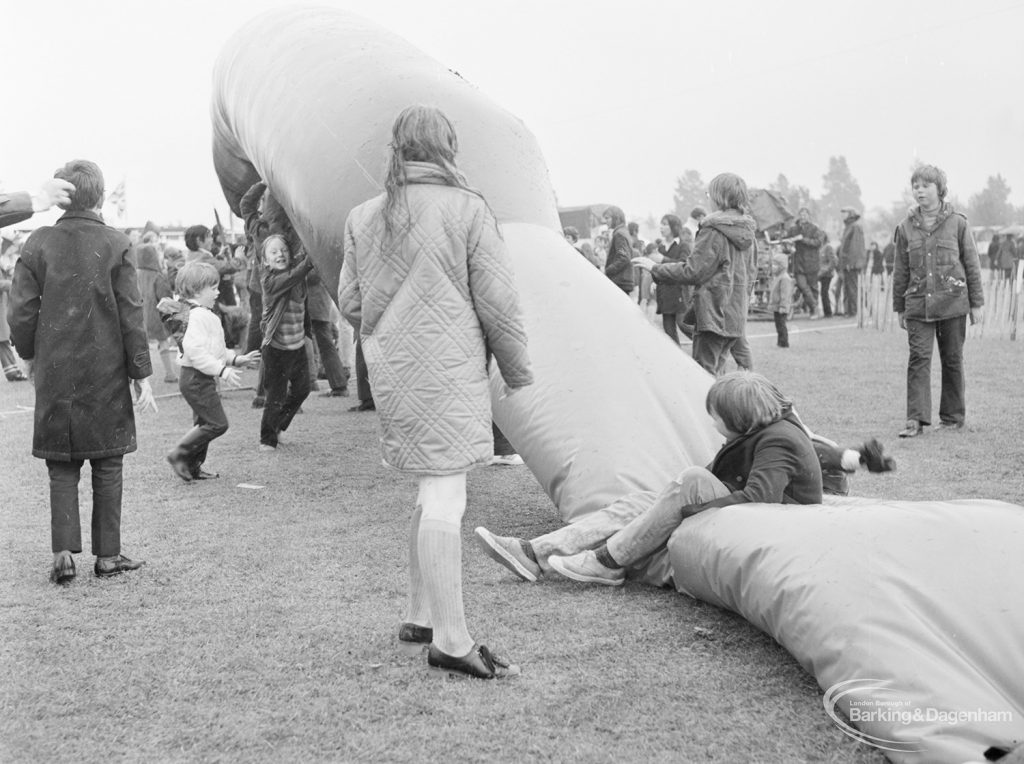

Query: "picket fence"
<box><xmin>855</xmin><ymin>266</ymin><xmax>1023</xmax><ymax>340</ymax></box>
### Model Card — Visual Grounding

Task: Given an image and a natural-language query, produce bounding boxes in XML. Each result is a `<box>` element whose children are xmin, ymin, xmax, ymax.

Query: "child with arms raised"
<box><xmin>259</xmin><ymin>233</ymin><xmax>314</xmax><ymax>450</ymax></box>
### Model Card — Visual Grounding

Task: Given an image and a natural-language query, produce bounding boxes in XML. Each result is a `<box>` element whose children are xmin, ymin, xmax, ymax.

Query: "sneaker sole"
<box><xmin>473</xmin><ymin>528</ymin><xmax>538</xmax><ymax>582</ymax></box>
<box><xmin>548</xmin><ymin>556</ymin><xmax>624</xmax><ymax>586</ymax></box>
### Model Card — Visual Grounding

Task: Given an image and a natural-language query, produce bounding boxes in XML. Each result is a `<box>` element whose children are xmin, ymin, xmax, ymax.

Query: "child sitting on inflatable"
<box><xmin>476</xmin><ymin>371</ymin><xmax>895</xmax><ymax>584</ymax></box>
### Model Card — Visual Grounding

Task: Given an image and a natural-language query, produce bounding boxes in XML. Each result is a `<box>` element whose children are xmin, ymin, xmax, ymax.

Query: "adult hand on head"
<box><xmin>134</xmin><ymin>378</ymin><xmax>158</xmax><ymax>414</ymax></box>
<box><xmin>31</xmin><ymin>179</ymin><xmax>75</xmax><ymax>212</ymax></box>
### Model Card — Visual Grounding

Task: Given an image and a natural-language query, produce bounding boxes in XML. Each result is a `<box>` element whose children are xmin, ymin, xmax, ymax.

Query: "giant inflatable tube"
<box><xmin>668</xmin><ymin>497</ymin><xmax>1024</xmax><ymax>762</ymax></box>
<box><xmin>211</xmin><ymin>6</ymin><xmax>722</xmax><ymax>523</ymax></box>
<box><xmin>212</xmin><ymin>8</ymin><xmax>1024</xmax><ymax>762</ymax></box>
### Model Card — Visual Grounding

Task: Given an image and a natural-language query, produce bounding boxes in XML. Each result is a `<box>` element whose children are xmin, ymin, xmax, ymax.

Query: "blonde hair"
<box><xmin>707</xmin><ymin>173</ymin><xmax>749</xmax><ymax>214</ymax></box>
<box><xmin>705</xmin><ymin>371</ymin><xmax>791</xmax><ymax>435</ymax></box>
<box><xmin>380</xmin><ymin>104</ymin><xmax>493</xmax><ymax>243</ymax></box>
<box><xmin>175</xmin><ymin>261</ymin><xmax>220</xmax><ymax>299</ymax></box>
<box><xmin>261</xmin><ymin>233</ymin><xmax>290</xmax><ymax>262</ymax></box>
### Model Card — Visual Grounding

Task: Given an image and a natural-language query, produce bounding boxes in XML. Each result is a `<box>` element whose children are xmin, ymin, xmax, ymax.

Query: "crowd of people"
<box><xmin>568</xmin><ymin>165</ymin><xmax>990</xmax><ymax>442</ymax></box>
<box><xmin>0</xmin><ymin>143</ymin><xmax>988</xmax><ymax>680</ymax></box>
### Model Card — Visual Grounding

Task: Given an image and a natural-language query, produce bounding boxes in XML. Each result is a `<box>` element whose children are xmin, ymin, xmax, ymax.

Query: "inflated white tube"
<box><xmin>213</xmin><ymin>11</ymin><xmax>1024</xmax><ymax>762</ymax></box>
<box><xmin>210</xmin><ymin>7</ymin><xmax>723</xmax><ymax>523</ymax></box>
<box><xmin>667</xmin><ymin>497</ymin><xmax>1024</xmax><ymax>763</ymax></box>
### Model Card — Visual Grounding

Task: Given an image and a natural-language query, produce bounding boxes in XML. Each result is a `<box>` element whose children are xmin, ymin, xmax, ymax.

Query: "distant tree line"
<box><xmin>671</xmin><ymin>158</ymin><xmax>1023</xmax><ymax>246</ymax></box>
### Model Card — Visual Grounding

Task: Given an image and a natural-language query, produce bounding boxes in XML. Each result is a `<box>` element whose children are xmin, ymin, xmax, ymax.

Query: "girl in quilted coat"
<box><xmin>339</xmin><ymin>105</ymin><xmax>534</xmax><ymax>680</ymax></box>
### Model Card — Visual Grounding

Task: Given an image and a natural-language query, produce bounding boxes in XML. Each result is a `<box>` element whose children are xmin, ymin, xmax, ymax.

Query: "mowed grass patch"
<box><xmin>2</xmin><ymin>321</ymin><xmax>1020</xmax><ymax>763</ymax></box>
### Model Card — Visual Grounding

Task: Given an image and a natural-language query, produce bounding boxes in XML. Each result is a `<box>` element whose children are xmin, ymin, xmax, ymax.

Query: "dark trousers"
<box><xmin>794</xmin><ymin>272</ymin><xmax>818</xmax><ymax>314</ymax></box>
<box><xmin>246</xmin><ymin>290</ymin><xmax>266</xmax><ymax>397</ymax></box>
<box><xmin>493</xmin><ymin>422</ymin><xmax>515</xmax><ymax>457</ymax></box>
<box><xmin>906</xmin><ymin>316</ymin><xmax>967</xmax><ymax>426</ymax></box>
<box><xmin>177</xmin><ymin>366</ymin><xmax>229</xmax><ymax>472</ymax></box>
<box><xmin>661</xmin><ymin>313</ymin><xmax>694</xmax><ymax>344</ymax></box>
<box><xmin>354</xmin><ymin>336</ymin><xmax>373</xmax><ymax>404</ymax></box>
<box><xmin>261</xmin><ymin>344</ymin><xmax>311</xmax><ymax>446</ymax></box>
<box><xmin>47</xmin><ymin>455</ymin><xmax>124</xmax><ymax>556</ymax></box>
<box><xmin>774</xmin><ymin>311</ymin><xmax>789</xmax><ymax>347</ymax></box>
<box><xmin>818</xmin><ymin>275</ymin><xmax>833</xmax><ymax>317</ymax></box>
<box><xmin>311</xmin><ymin>320</ymin><xmax>350</xmax><ymax>392</ymax></box>
<box><xmin>692</xmin><ymin>331</ymin><xmax>737</xmax><ymax>376</ymax></box>
<box><xmin>843</xmin><ymin>269</ymin><xmax>860</xmax><ymax>316</ymax></box>
<box><xmin>1</xmin><ymin>340</ymin><xmax>24</xmax><ymax>380</ymax></box>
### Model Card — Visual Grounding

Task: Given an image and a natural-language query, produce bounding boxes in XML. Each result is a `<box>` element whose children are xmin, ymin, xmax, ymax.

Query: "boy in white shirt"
<box><xmin>167</xmin><ymin>262</ymin><xmax>260</xmax><ymax>481</ymax></box>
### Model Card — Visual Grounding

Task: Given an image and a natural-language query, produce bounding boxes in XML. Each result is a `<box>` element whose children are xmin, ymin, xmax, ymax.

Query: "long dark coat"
<box><xmin>654</xmin><ymin>234</ymin><xmax>692</xmax><ymax>315</ymax></box>
<box><xmin>9</xmin><ymin>210</ymin><xmax>152</xmax><ymax>460</ymax></box>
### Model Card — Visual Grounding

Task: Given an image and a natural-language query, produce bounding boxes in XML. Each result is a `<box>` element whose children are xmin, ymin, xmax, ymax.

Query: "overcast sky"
<box><xmin>3</xmin><ymin>0</ymin><xmax>1023</xmax><ymax>230</ymax></box>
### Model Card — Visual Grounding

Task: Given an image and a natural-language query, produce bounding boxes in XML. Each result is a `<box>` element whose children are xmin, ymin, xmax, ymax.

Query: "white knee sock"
<box><xmin>404</xmin><ymin>504</ymin><xmax>431</xmax><ymax>628</ymax></box>
<box><xmin>417</xmin><ymin>475</ymin><xmax>473</xmax><ymax>657</ymax></box>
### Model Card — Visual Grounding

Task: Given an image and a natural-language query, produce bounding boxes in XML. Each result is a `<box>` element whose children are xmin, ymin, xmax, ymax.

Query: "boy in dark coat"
<box><xmin>9</xmin><ymin>160</ymin><xmax>157</xmax><ymax>585</ymax></box>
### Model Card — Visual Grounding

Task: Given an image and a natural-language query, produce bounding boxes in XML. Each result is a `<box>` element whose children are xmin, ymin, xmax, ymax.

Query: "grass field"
<box><xmin>1</xmin><ymin>317</ymin><xmax>1021</xmax><ymax>763</ymax></box>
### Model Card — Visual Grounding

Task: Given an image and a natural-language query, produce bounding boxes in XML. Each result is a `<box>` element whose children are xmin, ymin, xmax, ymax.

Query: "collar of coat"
<box><xmin>57</xmin><ymin>209</ymin><xmax>104</xmax><ymax>225</ymax></box>
<box><xmin>401</xmin><ymin>161</ymin><xmax>460</xmax><ymax>187</ymax></box>
<box><xmin>908</xmin><ymin>202</ymin><xmax>956</xmax><ymax>230</ymax></box>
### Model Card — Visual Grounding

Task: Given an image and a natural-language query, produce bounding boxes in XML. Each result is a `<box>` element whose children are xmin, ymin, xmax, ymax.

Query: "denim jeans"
<box><xmin>260</xmin><ymin>344</ymin><xmax>311</xmax><ymax>446</ymax></box>
<box><xmin>794</xmin><ymin>272</ymin><xmax>818</xmax><ymax>314</ymax></box>
<box><xmin>906</xmin><ymin>315</ymin><xmax>967</xmax><ymax>426</ymax></box>
<box><xmin>606</xmin><ymin>466</ymin><xmax>731</xmax><ymax>567</ymax></box>
<box><xmin>692</xmin><ymin>332</ymin><xmax>737</xmax><ymax>376</ymax></box>
<box><xmin>47</xmin><ymin>455</ymin><xmax>124</xmax><ymax>555</ymax></box>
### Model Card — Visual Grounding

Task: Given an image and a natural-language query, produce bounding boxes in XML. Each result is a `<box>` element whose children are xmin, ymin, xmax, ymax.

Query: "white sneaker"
<box><xmin>258</xmin><ymin>444</ymin><xmax>276</xmax><ymax>452</ymax></box>
<box><xmin>490</xmin><ymin>454</ymin><xmax>524</xmax><ymax>466</ymax></box>
<box><xmin>473</xmin><ymin>527</ymin><xmax>541</xmax><ymax>582</ymax></box>
<box><xmin>548</xmin><ymin>550</ymin><xmax>625</xmax><ymax>586</ymax></box>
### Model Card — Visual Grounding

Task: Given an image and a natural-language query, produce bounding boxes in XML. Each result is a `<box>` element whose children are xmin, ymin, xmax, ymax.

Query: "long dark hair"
<box><xmin>661</xmin><ymin>213</ymin><xmax>683</xmax><ymax>239</ymax></box>
<box><xmin>381</xmin><ymin>105</ymin><xmax>490</xmax><ymax>244</ymax></box>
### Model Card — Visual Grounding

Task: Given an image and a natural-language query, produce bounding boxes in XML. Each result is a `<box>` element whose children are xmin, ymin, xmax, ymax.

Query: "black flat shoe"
<box><xmin>94</xmin><ymin>555</ymin><xmax>145</xmax><ymax>578</ymax></box>
<box><xmin>398</xmin><ymin>622</ymin><xmax>433</xmax><ymax>657</ymax></box>
<box><xmin>50</xmin><ymin>552</ymin><xmax>75</xmax><ymax>585</ymax></box>
<box><xmin>427</xmin><ymin>643</ymin><xmax>520</xmax><ymax>679</ymax></box>
<box><xmin>191</xmin><ymin>468</ymin><xmax>220</xmax><ymax>480</ymax></box>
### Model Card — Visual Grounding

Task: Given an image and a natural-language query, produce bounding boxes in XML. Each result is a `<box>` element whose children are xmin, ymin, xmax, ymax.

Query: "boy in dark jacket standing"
<box><xmin>9</xmin><ymin>160</ymin><xmax>157</xmax><ymax>584</ymax></box>
<box><xmin>838</xmin><ymin>207</ymin><xmax>867</xmax><ymax>317</ymax></box>
<box><xmin>634</xmin><ymin>173</ymin><xmax>756</xmax><ymax>375</ymax></box>
<box><xmin>893</xmin><ymin>165</ymin><xmax>983</xmax><ymax>438</ymax></box>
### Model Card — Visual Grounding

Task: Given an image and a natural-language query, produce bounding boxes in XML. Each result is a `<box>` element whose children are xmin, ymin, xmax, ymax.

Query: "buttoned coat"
<box><xmin>338</xmin><ymin>162</ymin><xmax>533</xmax><ymax>475</ymax></box>
<box><xmin>892</xmin><ymin>203</ymin><xmax>983</xmax><ymax>321</ymax></box>
<box><xmin>9</xmin><ymin>210</ymin><xmax>152</xmax><ymax>460</ymax></box>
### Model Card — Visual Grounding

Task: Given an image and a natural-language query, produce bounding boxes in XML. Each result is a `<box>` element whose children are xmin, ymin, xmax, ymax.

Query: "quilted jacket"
<box><xmin>338</xmin><ymin>162</ymin><xmax>534</xmax><ymax>475</ymax></box>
